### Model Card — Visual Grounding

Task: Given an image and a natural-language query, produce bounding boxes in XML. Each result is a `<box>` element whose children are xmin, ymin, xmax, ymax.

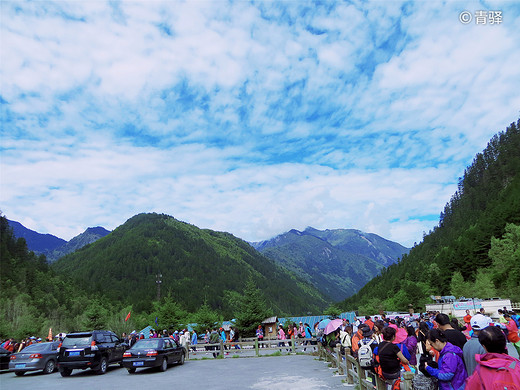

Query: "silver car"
<box><xmin>9</xmin><ymin>342</ymin><xmax>60</xmax><ymax>376</ymax></box>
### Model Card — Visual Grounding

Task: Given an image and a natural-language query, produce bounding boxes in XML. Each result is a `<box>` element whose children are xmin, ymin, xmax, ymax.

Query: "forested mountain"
<box><xmin>7</xmin><ymin>219</ymin><xmax>66</xmax><ymax>255</ymax></box>
<box><xmin>45</xmin><ymin>226</ymin><xmax>111</xmax><ymax>262</ymax></box>
<box><xmin>8</xmin><ymin>220</ymin><xmax>111</xmax><ymax>262</ymax></box>
<box><xmin>337</xmin><ymin>119</ymin><xmax>520</xmax><ymax>314</ymax></box>
<box><xmin>0</xmin><ymin>215</ymin><xmax>101</xmax><ymax>338</ymax></box>
<box><xmin>52</xmin><ymin>213</ymin><xmax>330</xmax><ymax>317</ymax></box>
<box><xmin>252</xmin><ymin>228</ymin><xmax>408</xmax><ymax>301</ymax></box>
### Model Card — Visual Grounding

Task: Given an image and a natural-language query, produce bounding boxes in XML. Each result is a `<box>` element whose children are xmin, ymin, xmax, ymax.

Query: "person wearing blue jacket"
<box><xmin>425</xmin><ymin>329</ymin><xmax>468</xmax><ymax>390</ymax></box>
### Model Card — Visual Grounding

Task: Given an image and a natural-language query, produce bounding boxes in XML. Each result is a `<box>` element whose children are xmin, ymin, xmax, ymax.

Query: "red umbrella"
<box><xmin>324</xmin><ymin>319</ymin><xmax>344</xmax><ymax>335</ymax></box>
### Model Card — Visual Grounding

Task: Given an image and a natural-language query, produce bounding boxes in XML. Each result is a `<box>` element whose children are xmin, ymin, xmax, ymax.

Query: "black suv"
<box><xmin>57</xmin><ymin>330</ymin><xmax>128</xmax><ymax>376</ymax></box>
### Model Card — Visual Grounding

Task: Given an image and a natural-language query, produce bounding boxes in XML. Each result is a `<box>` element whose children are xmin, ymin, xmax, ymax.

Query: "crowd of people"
<box><xmin>2</xmin><ymin>308</ymin><xmax>519</xmax><ymax>389</ymax></box>
<box><xmin>320</xmin><ymin>309</ymin><xmax>520</xmax><ymax>390</ymax></box>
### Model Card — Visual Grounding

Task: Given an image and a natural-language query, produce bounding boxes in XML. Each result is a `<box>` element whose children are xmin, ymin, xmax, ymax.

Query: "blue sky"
<box><xmin>1</xmin><ymin>1</ymin><xmax>519</xmax><ymax>247</ymax></box>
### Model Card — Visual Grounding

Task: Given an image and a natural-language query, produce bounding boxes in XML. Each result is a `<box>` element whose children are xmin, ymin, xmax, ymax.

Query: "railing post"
<box><xmin>255</xmin><ymin>337</ymin><xmax>259</xmax><ymax>357</ymax></box>
<box><xmin>375</xmin><ymin>375</ymin><xmax>386</xmax><ymax>390</ymax></box>
<box><xmin>345</xmin><ymin>355</ymin><xmax>354</xmax><ymax>384</ymax></box>
<box><xmin>220</xmin><ymin>339</ymin><xmax>224</xmax><ymax>357</ymax></box>
<box><xmin>186</xmin><ymin>341</ymin><xmax>190</xmax><ymax>360</ymax></box>
<box><xmin>291</xmin><ymin>336</ymin><xmax>296</xmax><ymax>354</ymax></box>
<box><xmin>402</xmin><ymin>371</ymin><xmax>414</xmax><ymax>390</ymax></box>
<box><xmin>335</xmin><ymin>346</ymin><xmax>344</xmax><ymax>375</ymax></box>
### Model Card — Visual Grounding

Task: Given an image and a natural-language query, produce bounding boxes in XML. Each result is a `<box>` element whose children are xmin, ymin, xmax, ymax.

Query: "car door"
<box><xmin>162</xmin><ymin>339</ymin><xmax>172</xmax><ymax>363</ymax></box>
<box><xmin>99</xmin><ymin>333</ymin><xmax>115</xmax><ymax>363</ymax></box>
<box><xmin>110</xmin><ymin>334</ymin><xmax>124</xmax><ymax>362</ymax></box>
<box><xmin>172</xmin><ymin>339</ymin><xmax>182</xmax><ymax>362</ymax></box>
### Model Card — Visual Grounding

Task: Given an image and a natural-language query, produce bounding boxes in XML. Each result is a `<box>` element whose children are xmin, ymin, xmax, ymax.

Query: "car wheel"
<box><xmin>96</xmin><ymin>357</ymin><xmax>108</xmax><ymax>375</ymax></box>
<box><xmin>15</xmin><ymin>371</ymin><xmax>25</xmax><ymax>376</ymax></box>
<box><xmin>159</xmin><ymin>357</ymin><xmax>168</xmax><ymax>372</ymax></box>
<box><xmin>178</xmin><ymin>352</ymin><xmax>185</xmax><ymax>365</ymax></box>
<box><xmin>44</xmin><ymin>359</ymin><xmax>55</xmax><ymax>374</ymax></box>
<box><xmin>127</xmin><ymin>368</ymin><xmax>136</xmax><ymax>374</ymax></box>
<box><xmin>60</xmin><ymin>368</ymin><xmax>72</xmax><ymax>377</ymax></box>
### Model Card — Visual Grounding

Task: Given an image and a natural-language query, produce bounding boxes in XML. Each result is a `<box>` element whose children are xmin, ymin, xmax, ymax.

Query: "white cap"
<box><xmin>471</xmin><ymin>314</ymin><xmax>491</xmax><ymax>330</ymax></box>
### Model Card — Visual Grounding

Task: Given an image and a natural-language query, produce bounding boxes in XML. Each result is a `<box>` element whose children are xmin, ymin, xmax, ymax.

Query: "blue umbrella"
<box><xmin>317</xmin><ymin>318</ymin><xmax>331</xmax><ymax>329</ymax></box>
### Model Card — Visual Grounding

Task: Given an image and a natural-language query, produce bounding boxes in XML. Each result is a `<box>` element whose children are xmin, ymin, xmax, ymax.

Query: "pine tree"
<box><xmin>234</xmin><ymin>276</ymin><xmax>273</xmax><ymax>337</ymax></box>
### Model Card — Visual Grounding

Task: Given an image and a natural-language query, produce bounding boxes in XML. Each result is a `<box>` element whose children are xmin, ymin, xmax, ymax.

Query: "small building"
<box><xmin>262</xmin><ymin>316</ymin><xmax>278</xmax><ymax>339</ymax></box>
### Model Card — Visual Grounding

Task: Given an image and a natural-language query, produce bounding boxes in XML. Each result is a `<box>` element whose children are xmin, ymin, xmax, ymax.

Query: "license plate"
<box><xmin>69</xmin><ymin>351</ymin><xmax>80</xmax><ymax>356</ymax></box>
<box><xmin>15</xmin><ymin>363</ymin><xmax>26</xmax><ymax>369</ymax></box>
<box><xmin>133</xmin><ymin>361</ymin><xmax>144</xmax><ymax>366</ymax></box>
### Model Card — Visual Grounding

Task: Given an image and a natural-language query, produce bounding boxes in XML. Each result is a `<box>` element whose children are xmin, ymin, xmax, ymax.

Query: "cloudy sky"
<box><xmin>1</xmin><ymin>1</ymin><xmax>519</xmax><ymax>247</ymax></box>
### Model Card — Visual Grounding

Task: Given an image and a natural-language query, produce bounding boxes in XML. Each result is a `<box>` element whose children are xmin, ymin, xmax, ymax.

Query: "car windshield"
<box><xmin>131</xmin><ymin>339</ymin><xmax>160</xmax><ymax>350</ymax></box>
<box><xmin>21</xmin><ymin>343</ymin><xmax>50</xmax><ymax>352</ymax></box>
<box><xmin>62</xmin><ymin>335</ymin><xmax>92</xmax><ymax>347</ymax></box>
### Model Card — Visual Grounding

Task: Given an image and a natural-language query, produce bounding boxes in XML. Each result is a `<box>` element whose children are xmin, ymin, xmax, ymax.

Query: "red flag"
<box><xmin>125</xmin><ymin>311</ymin><xmax>131</xmax><ymax>322</ymax></box>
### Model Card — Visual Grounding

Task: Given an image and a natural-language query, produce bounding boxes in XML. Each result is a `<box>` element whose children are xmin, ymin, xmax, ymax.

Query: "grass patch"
<box><xmin>262</xmin><ymin>351</ymin><xmax>282</xmax><ymax>357</ymax></box>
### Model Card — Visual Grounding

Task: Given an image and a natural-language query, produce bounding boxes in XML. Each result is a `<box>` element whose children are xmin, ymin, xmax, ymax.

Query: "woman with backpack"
<box><xmin>465</xmin><ymin>325</ymin><xmax>520</xmax><ymax>389</ymax></box>
<box><xmin>424</xmin><ymin>328</ymin><xmax>467</xmax><ymax>390</ymax></box>
<box><xmin>374</xmin><ymin>327</ymin><xmax>409</xmax><ymax>388</ymax></box>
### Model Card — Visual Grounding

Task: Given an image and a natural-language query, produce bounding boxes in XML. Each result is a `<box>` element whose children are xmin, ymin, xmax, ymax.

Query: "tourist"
<box><xmin>503</xmin><ymin>312</ymin><xmax>520</xmax><ymax>355</ymax></box>
<box><xmin>424</xmin><ymin>328</ymin><xmax>468</xmax><ymax>390</ymax></box>
<box><xmin>465</xmin><ymin>325</ymin><xmax>520</xmax><ymax>389</ymax></box>
<box><xmin>434</xmin><ymin>313</ymin><xmax>467</xmax><ymax>349</ymax></box>
<box><xmin>277</xmin><ymin>324</ymin><xmax>286</xmax><ymax>349</ymax></box>
<box><xmin>256</xmin><ymin>325</ymin><xmax>264</xmax><ymax>348</ymax></box>
<box><xmin>404</xmin><ymin>326</ymin><xmax>418</xmax><ymax>367</ymax></box>
<box><xmin>375</xmin><ymin>327</ymin><xmax>409</xmax><ymax>387</ymax></box>
<box><xmin>463</xmin><ymin>313</ymin><xmax>490</xmax><ymax>375</ymax></box>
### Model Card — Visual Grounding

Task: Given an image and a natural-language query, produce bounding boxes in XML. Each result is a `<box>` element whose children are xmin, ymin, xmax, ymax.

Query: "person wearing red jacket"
<box><xmin>504</xmin><ymin>312</ymin><xmax>520</xmax><ymax>355</ymax></box>
<box><xmin>364</xmin><ymin>316</ymin><xmax>374</xmax><ymax>330</ymax></box>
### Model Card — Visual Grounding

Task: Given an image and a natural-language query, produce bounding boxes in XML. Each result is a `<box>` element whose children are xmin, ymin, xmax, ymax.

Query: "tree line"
<box><xmin>336</xmin><ymin>118</ymin><xmax>520</xmax><ymax>314</ymax></box>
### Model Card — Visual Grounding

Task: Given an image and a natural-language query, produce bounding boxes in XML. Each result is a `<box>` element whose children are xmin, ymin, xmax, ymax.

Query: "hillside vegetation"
<box><xmin>337</xmin><ymin>119</ymin><xmax>520</xmax><ymax>313</ymax></box>
<box><xmin>52</xmin><ymin>213</ymin><xmax>330</xmax><ymax>317</ymax></box>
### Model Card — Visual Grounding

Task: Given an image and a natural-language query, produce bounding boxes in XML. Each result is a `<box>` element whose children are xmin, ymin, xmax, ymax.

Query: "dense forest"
<box><xmin>51</xmin><ymin>213</ymin><xmax>329</xmax><ymax>317</ymax></box>
<box><xmin>337</xmin><ymin>118</ymin><xmax>520</xmax><ymax>314</ymax></box>
<box><xmin>0</xmin><ymin>215</ymin><xmax>282</xmax><ymax>338</ymax></box>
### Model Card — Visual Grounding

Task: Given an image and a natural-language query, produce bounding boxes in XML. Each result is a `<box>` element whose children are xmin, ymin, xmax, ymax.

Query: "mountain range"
<box><xmin>8</xmin><ymin>217</ymin><xmax>408</xmax><ymax>304</ymax></box>
<box><xmin>252</xmin><ymin>227</ymin><xmax>409</xmax><ymax>301</ymax></box>
<box><xmin>51</xmin><ymin>213</ymin><xmax>330</xmax><ymax>315</ymax></box>
<box><xmin>7</xmin><ymin>220</ymin><xmax>110</xmax><ymax>262</ymax></box>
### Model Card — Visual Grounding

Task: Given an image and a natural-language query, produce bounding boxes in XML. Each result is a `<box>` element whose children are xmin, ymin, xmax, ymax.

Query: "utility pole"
<box><xmin>156</xmin><ymin>273</ymin><xmax>162</xmax><ymax>301</ymax></box>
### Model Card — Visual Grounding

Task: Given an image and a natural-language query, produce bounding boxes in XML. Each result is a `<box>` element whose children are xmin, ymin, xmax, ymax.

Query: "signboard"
<box><xmin>453</xmin><ymin>301</ymin><xmax>482</xmax><ymax>310</ymax></box>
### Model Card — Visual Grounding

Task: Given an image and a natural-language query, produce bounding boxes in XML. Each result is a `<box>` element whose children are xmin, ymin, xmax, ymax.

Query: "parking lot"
<box><xmin>0</xmin><ymin>354</ymin><xmax>348</xmax><ymax>390</ymax></box>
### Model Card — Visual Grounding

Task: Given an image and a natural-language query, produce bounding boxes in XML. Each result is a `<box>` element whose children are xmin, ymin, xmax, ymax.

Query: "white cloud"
<box><xmin>1</xmin><ymin>1</ymin><xmax>519</xmax><ymax>249</ymax></box>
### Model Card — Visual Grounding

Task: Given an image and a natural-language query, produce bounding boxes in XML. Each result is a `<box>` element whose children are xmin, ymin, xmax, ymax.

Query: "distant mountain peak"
<box><xmin>255</xmin><ymin>226</ymin><xmax>410</xmax><ymax>301</ymax></box>
<box><xmin>8</xmin><ymin>218</ymin><xmax>111</xmax><ymax>263</ymax></box>
<box><xmin>85</xmin><ymin>226</ymin><xmax>111</xmax><ymax>235</ymax></box>
<box><xmin>7</xmin><ymin>219</ymin><xmax>66</xmax><ymax>254</ymax></box>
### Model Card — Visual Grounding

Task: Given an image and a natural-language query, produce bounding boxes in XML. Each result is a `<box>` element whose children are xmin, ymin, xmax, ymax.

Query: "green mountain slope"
<box><xmin>253</xmin><ymin>228</ymin><xmax>408</xmax><ymax>301</ymax></box>
<box><xmin>337</xmin><ymin>118</ymin><xmax>520</xmax><ymax>313</ymax></box>
<box><xmin>46</xmin><ymin>226</ymin><xmax>111</xmax><ymax>262</ymax></box>
<box><xmin>52</xmin><ymin>213</ymin><xmax>330</xmax><ymax>317</ymax></box>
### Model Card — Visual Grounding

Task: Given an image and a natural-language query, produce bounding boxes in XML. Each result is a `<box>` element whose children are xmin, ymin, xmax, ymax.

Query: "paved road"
<box><xmin>0</xmin><ymin>355</ymin><xmax>348</xmax><ymax>390</ymax></box>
